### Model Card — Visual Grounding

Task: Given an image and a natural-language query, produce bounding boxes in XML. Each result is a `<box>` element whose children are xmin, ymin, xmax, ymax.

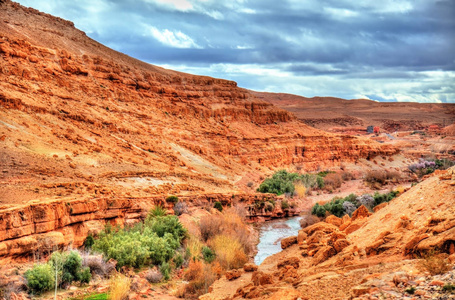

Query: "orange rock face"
<box><xmin>0</xmin><ymin>1</ymin><xmax>398</xmax><ymax>262</ymax></box>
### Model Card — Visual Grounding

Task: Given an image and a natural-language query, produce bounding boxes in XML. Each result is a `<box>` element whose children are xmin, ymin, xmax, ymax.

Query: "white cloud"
<box><xmin>147</xmin><ymin>26</ymin><xmax>201</xmax><ymax>49</ymax></box>
<box><xmin>151</xmin><ymin>0</ymin><xmax>193</xmax><ymax>11</ymax></box>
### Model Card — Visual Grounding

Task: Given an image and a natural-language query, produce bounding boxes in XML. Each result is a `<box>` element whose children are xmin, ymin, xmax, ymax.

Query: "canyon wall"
<box><xmin>0</xmin><ymin>192</ymin><xmax>292</xmax><ymax>263</ymax></box>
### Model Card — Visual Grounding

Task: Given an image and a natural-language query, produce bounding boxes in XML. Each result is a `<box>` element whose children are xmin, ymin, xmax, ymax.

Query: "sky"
<box><xmin>15</xmin><ymin>0</ymin><xmax>455</xmax><ymax>103</ymax></box>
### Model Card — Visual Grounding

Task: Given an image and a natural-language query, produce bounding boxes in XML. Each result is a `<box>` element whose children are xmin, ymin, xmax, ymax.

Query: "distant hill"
<box><xmin>252</xmin><ymin>92</ymin><xmax>455</xmax><ymax>132</ymax></box>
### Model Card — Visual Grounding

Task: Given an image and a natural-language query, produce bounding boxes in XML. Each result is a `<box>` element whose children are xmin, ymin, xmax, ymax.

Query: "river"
<box><xmin>254</xmin><ymin>216</ymin><xmax>302</xmax><ymax>265</ymax></box>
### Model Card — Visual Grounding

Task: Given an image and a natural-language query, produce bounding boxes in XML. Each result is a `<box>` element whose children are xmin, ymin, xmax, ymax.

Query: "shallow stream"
<box><xmin>254</xmin><ymin>216</ymin><xmax>301</xmax><ymax>265</ymax></box>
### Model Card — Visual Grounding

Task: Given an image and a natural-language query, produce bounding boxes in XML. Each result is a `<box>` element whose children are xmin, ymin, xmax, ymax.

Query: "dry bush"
<box><xmin>186</xmin><ymin>234</ymin><xmax>203</xmax><ymax>261</ymax></box>
<box><xmin>299</xmin><ymin>214</ymin><xmax>320</xmax><ymax>229</ymax></box>
<box><xmin>323</xmin><ymin>173</ymin><xmax>343</xmax><ymax>191</ymax></box>
<box><xmin>395</xmin><ymin>185</ymin><xmax>405</xmax><ymax>194</ymax></box>
<box><xmin>223</xmin><ymin>209</ymin><xmax>254</xmax><ymax>254</ymax></box>
<box><xmin>226</xmin><ymin>204</ymin><xmax>247</xmax><ymax>220</ymax></box>
<box><xmin>365</xmin><ymin>170</ymin><xmax>387</xmax><ymax>188</ymax></box>
<box><xmin>386</xmin><ymin>171</ymin><xmax>401</xmax><ymax>183</ymax></box>
<box><xmin>418</xmin><ymin>252</ymin><xmax>452</xmax><ymax>275</ymax></box>
<box><xmin>184</xmin><ymin>260</ymin><xmax>204</xmax><ymax>282</ymax></box>
<box><xmin>199</xmin><ymin>215</ymin><xmax>223</xmax><ymax>241</ymax></box>
<box><xmin>145</xmin><ymin>267</ymin><xmax>163</xmax><ymax>283</ymax></box>
<box><xmin>109</xmin><ymin>274</ymin><xmax>131</xmax><ymax>300</ymax></box>
<box><xmin>294</xmin><ymin>183</ymin><xmax>307</xmax><ymax>197</ymax></box>
<box><xmin>341</xmin><ymin>171</ymin><xmax>355</xmax><ymax>181</ymax></box>
<box><xmin>81</xmin><ymin>252</ymin><xmax>114</xmax><ymax>277</ymax></box>
<box><xmin>210</xmin><ymin>235</ymin><xmax>248</xmax><ymax>270</ymax></box>
<box><xmin>178</xmin><ymin>261</ymin><xmax>217</xmax><ymax>299</ymax></box>
<box><xmin>199</xmin><ymin>208</ymin><xmax>254</xmax><ymax>255</ymax></box>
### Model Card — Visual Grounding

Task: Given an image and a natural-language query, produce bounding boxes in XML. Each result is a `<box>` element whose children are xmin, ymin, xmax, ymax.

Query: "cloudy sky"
<box><xmin>16</xmin><ymin>0</ymin><xmax>455</xmax><ymax>103</ymax></box>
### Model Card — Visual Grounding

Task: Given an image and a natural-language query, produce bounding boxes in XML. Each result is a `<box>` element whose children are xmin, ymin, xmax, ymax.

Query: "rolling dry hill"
<box><xmin>253</xmin><ymin>92</ymin><xmax>455</xmax><ymax>132</ymax></box>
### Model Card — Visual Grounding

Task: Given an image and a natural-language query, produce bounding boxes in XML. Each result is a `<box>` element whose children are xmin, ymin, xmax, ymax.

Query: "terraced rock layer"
<box><xmin>0</xmin><ymin>1</ymin><xmax>396</xmax><ymax>261</ymax></box>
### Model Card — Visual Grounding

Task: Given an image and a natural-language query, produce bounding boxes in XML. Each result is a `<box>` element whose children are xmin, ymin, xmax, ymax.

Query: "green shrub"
<box><xmin>202</xmin><ymin>246</ymin><xmax>216</xmax><ymax>263</ymax></box>
<box><xmin>49</xmin><ymin>250</ymin><xmax>91</xmax><ymax>288</ymax></box>
<box><xmin>160</xmin><ymin>262</ymin><xmax>171</xmax><ymax>281</ymax></box>
<box><xmin>79</xmin><ymin>267</ymin><xmax>91</xmax><ymax>284</ymax></box>
<box><xmin>317</xmin><ymin>170</ymin><xmax>336</xmax><ymax>177</ymax></box>
<box><xmin>150</xmin><ymin>205</ymin><xmax>167</xmax><ymax>217</ymax></box>
<box><xmin>25</xmin><ymin>263</ymin><xmax>55</xmax><ymax>294</ymax></box>
<box><xmin>173</xmin><ymin>253</ymin><xmax>184</xmax><ymax>269</ymax></box>
<box><xmin>311</xmin><ymin>192</ymin><xmax>396</xmax><ymax>218</ymax></box>
<box><xmin>84</xmin><ymin>234</ymin><xmax>95</xmax><ymax>249</ymax></box>
<box><xmin>443</xmin><ymin>283</ymin><xmax>455</xmax><ymax>293</ymax></box>
<box><xmin>214</xmin><ymin>201</ymin><xmax>223</xmax><ymax>212</ymax></box>
<box><xmin>166</xmin><ymin>196</ymin><xmax>179</xmax><ymax>204</ymax></box>
<box><xmin>93</xmin><ymin>213</ymin><xmax>186</xmax><ymax>269</ymax></box>
<box><xmin>311</xmin><ymin>203</ymin><xmax>326</xmax><ymax>217</ymax></box>
<box><xmin>281</xmin><ymin>200</ymin><xmax>290</xmax><ymax>210</ymax></box>
<box><xmin>257</xmin><ymin>170</ymin><xmax>325</xmax><ymax>195</ymax></box>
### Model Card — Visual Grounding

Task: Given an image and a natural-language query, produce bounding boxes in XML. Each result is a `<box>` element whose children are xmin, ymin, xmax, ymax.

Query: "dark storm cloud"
<box><xmin>14</xmin><ymin>0</ymin><xmax>455</xmax><ymax>102</ymax></box>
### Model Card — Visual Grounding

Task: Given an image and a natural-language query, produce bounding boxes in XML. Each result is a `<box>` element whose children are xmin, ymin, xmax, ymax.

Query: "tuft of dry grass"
<box><xmin>177</xmin><ymin>261</ymin><xmax>217</xmax><ymax>299</ymax></box>
<box><xmin>210</xmin><ymin>234</ymin><xmax>248</xmax><ymax>270</ymax></box>
<box><xmin>323</xmin><ymin>173</ymin><xmax>343</xmax><ymax>191</ymax></box>
<box><xmin>109</xmin><ymin>274</ymin><xmax>131</xmax><ymax>300</ymax></box>
<box><xmin>417</xmin><ymin>252</ymin><xmax>452</xmax><ymax>275</ymax></box>
<box><xmin>294</xmin><ymin>183</ymin><xmax>307</xmax><ymax>197</ymax></box>
<box><xmin>199</xmin><ymin>208</ymin><xmax>254</xmax><ymax>255</ymax></box>
<box><xmin>186</xmin><ymin>234</ymin><xmax>204</xmax><ymax>261</ymax></box>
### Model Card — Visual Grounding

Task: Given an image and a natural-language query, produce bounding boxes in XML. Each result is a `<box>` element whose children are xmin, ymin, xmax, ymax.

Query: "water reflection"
<box><xmin>254</xmin><ymin>216</ymin><xmax>301</xmax><ymax>265</ymax></box>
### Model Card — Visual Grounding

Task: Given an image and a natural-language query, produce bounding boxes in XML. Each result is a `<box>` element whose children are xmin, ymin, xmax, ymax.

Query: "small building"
<box><xmin>367</xmin><ymin>125</ymin><xmax>374</xmax><ymax>133</ymax></box>
<box><xmin>428</xmin><ymin>125</ymin><xmax>440</xmax><ymax>132</ymax></box>
<box><xmin>373</xmin><ymin>126</ymin><xmax>380</xmax><ymax>134</ymax></box>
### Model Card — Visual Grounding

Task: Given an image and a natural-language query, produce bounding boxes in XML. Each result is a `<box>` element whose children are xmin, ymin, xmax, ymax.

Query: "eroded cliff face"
<box><xmin>0</xmin><ymin>192</ymin><xmax>295</xmax><ymax>263</ymax></box>
<box><xmin>0</xmin><ymin>1</ymin><xmax>397</xmax><ymax>261</ymax></box>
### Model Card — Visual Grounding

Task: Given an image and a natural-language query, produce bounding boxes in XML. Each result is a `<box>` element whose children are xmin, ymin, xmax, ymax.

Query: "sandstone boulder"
<box><xmin>251</xmin><ymin>271</ymin><xmax>274</xmax><ymax>286</ymax></box>
<box><xmin>281</xmin><ymin>235</ymin><xmax>297</xmax><ymax>249</ymax></box>
<box><xmin>226</xmin><ymin>269</ymin><xmax>243</xmax><ymax>281</ymax></box>
<box><xmin>266</xmin><ymin>289</ymin><xmax>305</xmax><ymax>300</ymax></box>
<box><xmin>325</xmin><ymin>215</ymin><xmax>342</xmax><ymax>227</ymax></box>
<box><xmin>303</xmin><ymin>222</ymin><xmax>339</xmax><ymax>236</ymax></box>
<box><xmin>341</xmin><ymin>214</ymin><xmax>351</xmax><ymax>224</ymax></box>
<box><xmin>312</xmin><ymin>246</ymin><xmax>336</xmax><ymax>265</ymax></box>
<box><xmin>297</xmin><ymin>229</ymin><xmax>307</xmax><ymax>244</ymax></box>
<box><xmin>373</xmin><ymin>202</ymin><xmax>388</xmax><ymax>212</ymax></box>
<box><xmin>351</xmin><ymin>205</ymin><xmax>370</xmax><ymax>221</ymax></box>
<box><xmin>334</xmin><ymin>239</ymin><xmax>350</xmax><ymax>253</ymax></box>
<box><xmin>243</xmin><ymin>263</ymin><xmax>258</xmax><ymax>272</ymax></box>
<box><xmin>277</xmin><ymin>256</ymin><xmax>300</xmax><ymax>269</ymax></box>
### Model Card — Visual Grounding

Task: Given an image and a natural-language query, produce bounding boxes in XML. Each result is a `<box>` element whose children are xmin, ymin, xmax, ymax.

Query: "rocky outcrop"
<box><xmin>0</xmin><ymin>0</ymin><xmax>397</xmax><ymax>205</ymax></box>
<box><xmin>0</xmin><ymin>192</ymin><xmax>278</xmax><ymax>263</ymax></box>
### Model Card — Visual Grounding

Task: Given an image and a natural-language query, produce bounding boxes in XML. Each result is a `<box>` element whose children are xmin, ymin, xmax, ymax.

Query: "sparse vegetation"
<box><xmin>214</xmin><ymin>201</ymin><xmax>223</xmax><ymax>212</ymax></box>
<box><xmin>24</xmin><ymin>264</ymin><xmax>54</xmax><ymax>295</ymax></box>
<box><xmin>408</xmin><ymin>158</ymin><xmax>455</xmax><ymax>177</ymax></box>
<box><xmin>311</xmin><ymin>191</ymin><xmax>399</xmax><ymax>218</ymax></box>
<box><xmin>322</xmin><ymin>173</ymin><xmax>343</xmax><ymax>191</ymax></box>
<box><xmin>92</xmin><ymin>211</ymin><xmax>186</xmax><ymax>269</ymax></box>
<box><xmin>364</xmin><ymin>170</ymin><xmax>401</xmax><ymax>189</ymax></box>
<box><xmin>166</xmin><ymin>195</ymin><xmax>179</xmax><ymax>204</ymax></box>
<box><xmin>202</xmin><ymin>246</ymin><xmax>216</xmax><ymax>263</ymax></box>
<box><xmin>173</xmin><ymin>201</ymin><xmax>188</xmax><ymax>216</ymax></box>
<box><xmin>145</xmin><ymin>268</ymin><xmax>163</xmax><ymax>283</ymax></box>
<box><xmin>257</xmin><ymin>170</ymin><xmax>329</xmax><ymax>196</ymax></box>
<box><xmin>109</xmin><ymin>274</ymin><xmax>130</xmax><ymax>300</ymax></box>
<box><xmin>417</xmin><ymin>251</ymin><xmax>452</xmax><ymax>275</ymax></box>
<box><xmin>443</xmin><ymin>283</ymin><xmax>455</xmax><ymax>293</ymax></box>
<box><xmin>25</xmin><ymin>250</ymin><xmax>91</xmax><ymax>295</ymax></box>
